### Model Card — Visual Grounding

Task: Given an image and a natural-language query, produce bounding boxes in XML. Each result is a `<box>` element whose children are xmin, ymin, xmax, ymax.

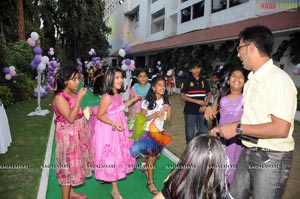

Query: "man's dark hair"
<box><xmin>238</xmin><ymin>25</ymin><xmax>274</xmax><ymax>57</ymax></box>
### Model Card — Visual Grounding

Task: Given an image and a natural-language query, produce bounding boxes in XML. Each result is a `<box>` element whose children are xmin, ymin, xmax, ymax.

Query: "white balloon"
<box><xmin>41</xmin><ymin>56</ymin><xmax>50</xmax><ymax>64</ymax></box>
<box><xmin>30</xmin><ymin>32</ymin><xmax>39</xmax><ymax>41</ymax></box>
<box><xmin>295</xmin><ymin>63</ymin><xmax>300</xmax><ymax>69</ymax></box>
<box><xmin>91</xmin><ymin>48</ymin><xmax>95</xmax><ymax>52</ymax></box>
<box><xmin>118</xmin><ymin>49</ymin><xmax>126</xmax><ymax>58</ymax></box>
<box><xmin>121</xmin><ymin>64</ymin><xmax>128</xmax><ymax>71</ymax></box>
<box><xmin>130</xmin><ymin>60</ymin><xmax>135</xmax><ymax>65</ymax></box>
<box><xmin>49</xmin><ymin>51</ymin><xmax>54</xmax><ymax>56</ymax></box>
<box><xmin>37</xmin><ymin>63</ymin><xmax>46</xmax><ymax>71</ymax></box>
<box><xmin>9</xmin><ymin>65</ymin><xmax>16</xmax><ymax>71</ymax></box>
<box><xmin>5</xmin><ymin>74</ymin><xmax>12</xmax><ymax>80</ymax></box>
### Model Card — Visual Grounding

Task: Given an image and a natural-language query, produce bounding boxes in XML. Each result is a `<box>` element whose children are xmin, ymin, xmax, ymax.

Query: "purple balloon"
<box><xmin>33</xmin><ymin>47</ymin><xmax>42</xmax><ymax>55</ymax></box>
<box><xmin>2</xmin><ymin>67</ymin><xmax>10</xmax><ymax>74</ymax></box>
<box><xmin>33</xmin><ymin>56</ymin><xmax>41</xmax><ymax>65</ymax></box>
<box><xmin>125</xmin><ymin>46</ymin><xmax>131</xmax><ymax>54</ymax></box>
<box><xmin>125</xmin><ymin>58</ymin><xmax>131</xmax><ymax>66</ymax></box>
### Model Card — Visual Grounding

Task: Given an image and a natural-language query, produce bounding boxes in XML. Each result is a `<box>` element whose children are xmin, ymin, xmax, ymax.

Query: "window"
<box><xmin>181</xmin><ymin>7</ymin><xmax>191</xmax><ymax>23</ymax></box>
<box><xmin>193</xmin><ymin>2</ymin><xmax>204</xmax><ymax>19</ymax></box>
<box><xmin>211</xmin><ymin>0</ymin><xmax>227</xmax><ymax>13</ymax></box>
<box><xmin>151</xmin><ymin>9</ymin><xmax>165</xmax><ymax>34</ymax></box>
<box><xmin>229</xmin><ymin>0</ymin><xmax>249</xmax><ymax>8</ymax></box>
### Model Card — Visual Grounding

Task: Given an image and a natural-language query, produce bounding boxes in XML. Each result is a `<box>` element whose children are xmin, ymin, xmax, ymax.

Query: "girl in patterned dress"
<box><xmin>52</xmin><ymin>66</ymin><xmax>93</xmax><ymax>199</ymax></box>
<box><xmin>130</xmin><ymin>76</ymin><xmax>172</xmax><ymax>195</ymax></box>
<box><xmin>92</xmin><ymin>67</ymin><xmax>141</xmax><ymax>199</ymax></box>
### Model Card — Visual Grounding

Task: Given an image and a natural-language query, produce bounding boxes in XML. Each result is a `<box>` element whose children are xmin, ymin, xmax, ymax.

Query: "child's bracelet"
<box><xmin>111</xmin><ymin>121</ymin><xmax>116</xmax><ymax>127</ymax></box>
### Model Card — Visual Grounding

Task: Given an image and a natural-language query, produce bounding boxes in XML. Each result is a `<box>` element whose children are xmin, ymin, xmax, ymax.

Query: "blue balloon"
<box><xmin>2</xmin><ymin>67</ymin><xmax>10</xmax><ymax>74</ymax></box>
<box><xmin>30</xmin><ymin>61</ymin><xmax>37</xmax><ymax>69</ymax></box>
<box><xmin>125</xmin><ymin>46</ymin><xmax>131</xmax><ymax>54</ymax></box>
<box><xmin>33</xmin><ymin>47</ymin><xmax>42</xmax><ymax>55</ymax></box>
<box><xmin>125</xmin><ymin>58</ymin><xmax>131</xmax><ymax>66</ymax></box>
<box><xmin>33</xmin><ymin>56</ymin><xmax>41</xmax><ymax>65</ymax></box>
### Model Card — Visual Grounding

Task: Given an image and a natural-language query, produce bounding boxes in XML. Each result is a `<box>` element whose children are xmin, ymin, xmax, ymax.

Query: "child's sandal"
<box><xmin>146</xmin><ymin>181</ymin><xmax>159</xmax><ymax>195</ymax></box>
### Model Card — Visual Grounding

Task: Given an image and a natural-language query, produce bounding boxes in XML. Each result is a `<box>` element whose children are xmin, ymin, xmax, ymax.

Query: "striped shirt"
<box><xmin>181</xmin><ymin>75</ymin><xmax>211</xmax><ymax>115</ymax></box>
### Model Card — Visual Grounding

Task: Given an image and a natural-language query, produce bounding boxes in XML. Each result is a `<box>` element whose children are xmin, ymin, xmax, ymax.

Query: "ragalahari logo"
<box><xmin>259</xmin><ymin>0</ymin><xmax>299</xmax><ymax>10</ymax></box>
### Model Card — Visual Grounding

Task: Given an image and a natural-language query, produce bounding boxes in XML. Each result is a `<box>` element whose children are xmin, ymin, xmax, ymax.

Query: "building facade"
<box><xmin>104</xmin><ymin>0</ymin><xmax>300</xmax><ymax>86</ymax></box>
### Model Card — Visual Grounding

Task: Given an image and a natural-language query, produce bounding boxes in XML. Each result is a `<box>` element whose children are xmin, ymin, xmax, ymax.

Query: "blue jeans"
<box><xmin>230</xmin><ymin>148</ymin><xmax>293</xmax><ymax>199</ymax></box>
<box><xmin>184</xmin><ymin>114</ymin><xmax>208</xmax><ymax>144</ymax></box>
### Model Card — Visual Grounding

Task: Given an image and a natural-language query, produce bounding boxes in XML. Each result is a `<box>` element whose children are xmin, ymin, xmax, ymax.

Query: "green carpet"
<box><xmin>46</xmin><ymin>83</ymin><xmax>175</xmax><ymax>199</ymax></box>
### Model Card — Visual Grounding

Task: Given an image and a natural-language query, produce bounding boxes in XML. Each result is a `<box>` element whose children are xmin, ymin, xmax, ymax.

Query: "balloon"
<box><xmin>30</xmin><ymin>61</ymin><xmax>37</xmax><ymax>69</ymax></box>
<box><xmin>33</xmin><ymin>56</ymin><xmax>41</xmax><ymax>65</ymax></box>
<box><xmin>30</xmin><ymin>32</ymin><xmax>39</xmax><ymax>40</ymax></box>
<box><xmin>33</xmin><ymin>47</ymin><xmax>42</xmax><ymax>55</ymax></box>
<box><xmin>37</xmin><ymin>63</ymin><xmax>46</xmax><ymax>71</ymax></box>
<box><xmin>130</xmin><ymin>60</ymin><xmax>135</xmax><ymax>65</ymax></box>
<box><xmin>121</xmin><ymin>64</ymin><xmax>128</xmax><ymax>71</ymax></box>
<box><xmin>2</xmin><ymin>67</ymin><xmax>10</xmax><ymax>74</ymax></box>
<box><xmin>295</xmin><ymin>63</ymin><xmax>300</xmax><ymax>69</ymax></box>
<box><xmin>49</xmin><ymin>47</ymin><xmax>54</xmax><ymax>51</ymax></box>
<box><xmin>125</xmin><ymin>46</ymin><xmax>131</xmax><ymax>54</ymax></box>
<box><xmin>9</xmin><ymin>70</ymin><xmax>16</xmax><ymax>77</ymax></box>
<box><xmin>5</xmin><ymin>74</ymin><xmax>12</xmax><ymax>80</ymax></box>
<box><xmin>128</xmin><ymin>64</ymin><xmax>135</xmax><ymax>71</ymax></box>
<box><xmin>9</xmin><ymin>66</ymin><xmax>16</xmax><ymax>71</ymax></box>
<box><xmin>27</xmin><ymin>38</ymin><xmax>36</xmax><ymax>47</ymax></box>
<box><xmin>118</xmin><ymin>49</ymin><xmax>126</xmax><ymax>57</ymax></box>
<box><xmin>41</xmin><ymin>56</ymin><xmax>49</xmax><ymax>64</ymax></box>
<box><xmin>122</xmin><ymin>60</ymin><xmax>125</xmax><ymax>65</ymax></box>
<box><xmin>292</xmin><ymin>68</ymin><xmax>300</xmax><ymax>75</ymax></box>
<box><xmin>157</xmin><ymin>61</ymin><xmax>161</xmax><ymax>65</ymax></box>
<box><xmin>125</xmin><ymin>58</ymin><xmax>131</xmax><ymax>66</ymax></box>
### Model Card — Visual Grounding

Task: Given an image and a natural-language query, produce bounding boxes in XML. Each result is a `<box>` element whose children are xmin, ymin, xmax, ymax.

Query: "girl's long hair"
<box><xmin>144</xmin><ymin>76</ymin><xmax>169</xmax><ymax>110</ymax></box>
<box><xmin>101</xmin><ymin>67</ymin><xmax>125</xmax><ymax>95</ymax></box>
<box><xmin>165</xmin><ymin>135</ymin><xmax>228</xmax><ymax>199</ymax></box>
<box><xmin>54</xmin><ymin>66</ymin><xmax>79</xmax><ymax>94</ymax></box>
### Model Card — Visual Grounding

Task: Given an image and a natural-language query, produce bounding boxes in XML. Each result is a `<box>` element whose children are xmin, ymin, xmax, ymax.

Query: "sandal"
<box><xmin>146</xmin><ymin>181</ymin><xmax>159</xmax><ymax>195</ymax></box>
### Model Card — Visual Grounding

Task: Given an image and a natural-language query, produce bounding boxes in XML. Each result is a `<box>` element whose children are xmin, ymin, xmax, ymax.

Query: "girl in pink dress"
<box><xmin>52</xmin><ymin>66</ymin><xmax>93</xmax><ymax>199</ymax></box>
<box><xmin>93</xmin><ymin>67</ymin><xmax>141</xmax><ymax>199</ymax></box>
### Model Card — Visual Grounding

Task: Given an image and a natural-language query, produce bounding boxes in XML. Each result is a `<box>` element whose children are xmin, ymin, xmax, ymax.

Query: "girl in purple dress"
<box><xmin>92</xmin><ymin>67</ymin><xmax>141</xmax><ymax>199</ymax></box>
<box><xmin>52</xmin><ymin>66</ymin><xmax>93</xmax><ymax>199</ymax></box>
<box><xmin>206</xmin><ymin>68</ymin><xmax>247</xmax><ymax>184</ymax></box>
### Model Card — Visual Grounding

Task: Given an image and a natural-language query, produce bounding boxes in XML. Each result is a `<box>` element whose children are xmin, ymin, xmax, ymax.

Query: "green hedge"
<box><xmin>0</xmin><ymin>85</ymin><xmax>13</xmax><ymax>108</ymax></box>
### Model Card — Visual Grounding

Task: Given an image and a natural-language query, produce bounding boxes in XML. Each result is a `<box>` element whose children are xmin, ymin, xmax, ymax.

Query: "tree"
<box><xmin>17</xmin><ymin>0</ymin><xmax>25</xmax><ymax>40</ymax></box>
<box><xmin>55</xmin><ymin>0</ymin><xmax>111</xmax><ymax>64</ymax></box>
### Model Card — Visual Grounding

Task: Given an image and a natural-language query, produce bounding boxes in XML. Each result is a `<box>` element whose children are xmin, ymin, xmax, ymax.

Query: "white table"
<box><xmin>0</xmin><ymin>103</ymin><xmax>12</xmax><ymax>154</ymax></box>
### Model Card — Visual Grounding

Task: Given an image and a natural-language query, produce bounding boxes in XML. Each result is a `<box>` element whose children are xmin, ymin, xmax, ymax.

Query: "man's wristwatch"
<box><xmin>236</xmin><ymin>123</ymin><xmax>243</xmax><ymax>137</ymax></box>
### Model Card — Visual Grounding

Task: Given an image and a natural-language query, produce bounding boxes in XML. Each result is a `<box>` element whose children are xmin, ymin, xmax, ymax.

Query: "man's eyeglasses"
<box><xmin>237</xmin><ymin>44</ymin><xmax>250</xmax><ymax>52</ymax></box>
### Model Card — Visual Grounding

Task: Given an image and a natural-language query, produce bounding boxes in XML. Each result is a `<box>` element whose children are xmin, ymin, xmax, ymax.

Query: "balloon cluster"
<box><xmin>121</xmin><ymin>59</ymin><xmax>135</xmax><ymax>71</ymax></box>
<box><xmin>33</xmin><ymin>85</ymin><xmax>48</xmax><ymax>98</ymax></box>
<box><xmin>27</xmin><ymin>31</ymin><xmax>50</xmax><ymax>97</ymax></box>
<box><xmin>27</xmin><ymin>32</ymin><xmax>39</xmax><ymax>47</ymax></box>
<box><xmin>46</xmin><ymin>58</ymin><xmax>59</xmax><ymax>91</ymax></box>
<box><xmin>89</xmin><ymin>48</ymin><xmax>96</xmax><ymax>56</ymax></box>
<box><xmin>2</xmin><ymin>66</ymin><xmax>17</xmax><ymax>80</ymax></box>
<box><xmin>292</xmin><ymin>63</ymin><xmax>300</xmax><ymax>76</ymax></box>
<box><xmin>48</xmin><ymin>47</ymin><xmax>55</xmax><ymax>56</ymax></box>
<box><xmin>118</xmin><ymin>46</ymin><xmax>131</xmax><ymax>58</ymax></box>
<box><xmin>92</xmin><ymin>57</ymin><xmax>101</xmax><ymax>67</ymax></box>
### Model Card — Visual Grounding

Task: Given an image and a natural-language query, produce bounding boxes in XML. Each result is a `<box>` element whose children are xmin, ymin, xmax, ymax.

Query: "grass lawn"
<box><xmin>0</xmin><ymin>93</ymin><xmax>54</xmax><ymax>199</ymax></box>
